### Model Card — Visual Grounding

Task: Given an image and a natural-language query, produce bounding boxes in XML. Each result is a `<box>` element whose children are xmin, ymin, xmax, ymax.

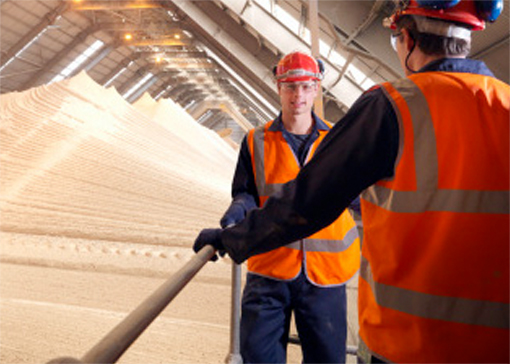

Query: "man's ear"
<box><xmin>402</xmin><ymin>28</ymin><xmax>415</xmax><ymax>52</ymax></box>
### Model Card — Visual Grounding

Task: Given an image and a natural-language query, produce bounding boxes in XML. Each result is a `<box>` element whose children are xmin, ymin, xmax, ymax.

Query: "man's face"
<box><xmin>278</xmin><ymin>80</ymin><xmax>318</xmax><ymax>116</ymax></box>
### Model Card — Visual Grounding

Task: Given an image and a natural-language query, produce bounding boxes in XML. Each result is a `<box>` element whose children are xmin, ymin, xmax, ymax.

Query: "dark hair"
<box><xmin>397</xmin><ymin>16</ymin><xmax>471</xmax><ymax>57</ymax></box>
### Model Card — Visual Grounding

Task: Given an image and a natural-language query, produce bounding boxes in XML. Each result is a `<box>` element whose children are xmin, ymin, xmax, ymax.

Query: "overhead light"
<box><xmin>155</xmin><ymin>56</ymin><xmax>163</xmax><ymax>63</ymax></box>
<box><xmin>124</xmin><ymin>33</ymin><xmax>133</xmax><ymax>41</ymax></box>
<box><xmin>73</xmin><ymin>1</ymin><xmax>159</xmax><ymax>10</ymax></box>
<box><xmin>124</xmin><ymin>38</ymin><xmax>188</xmax><ymax>46</ymax></box>
<box><xmin>174</xmin><ymin>34</ymin><xmax>181</xmax><ymax>40</ymax></box>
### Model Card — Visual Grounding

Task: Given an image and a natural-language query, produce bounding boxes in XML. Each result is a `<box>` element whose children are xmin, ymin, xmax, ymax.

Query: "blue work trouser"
<box><xmin>240</xmin><ymin>271</ymin><xmax>348</xmax><ymax>364</ymax></box>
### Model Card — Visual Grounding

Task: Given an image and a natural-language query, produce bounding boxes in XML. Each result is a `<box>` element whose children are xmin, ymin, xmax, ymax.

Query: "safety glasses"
<box><xmin>390</xmin><ymin>32</ymin><xmax>402</xmax><ymax>52</ymax></box>
<box><xmin>280</xmin><ymin>82</ymin><xmax>317</xmax><ymax>93</ymax></box>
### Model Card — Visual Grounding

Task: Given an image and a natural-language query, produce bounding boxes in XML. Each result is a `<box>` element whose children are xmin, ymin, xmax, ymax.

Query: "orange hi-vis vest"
<box><xmin>246</xmin><ymin>119</ymin><xmax>360</xmax><ymax>286</ymax></box>
<box><xmin>359</xmin><ymin>72</ymin><xmax>510</xmax><ymax>363</ymax></box>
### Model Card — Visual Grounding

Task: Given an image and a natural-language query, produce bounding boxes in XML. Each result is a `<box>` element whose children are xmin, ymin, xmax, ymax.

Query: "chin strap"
<box><xmin>405</xmin><ymin>37</ymin><xmax>418</xmax><ymax>74</ymax></box>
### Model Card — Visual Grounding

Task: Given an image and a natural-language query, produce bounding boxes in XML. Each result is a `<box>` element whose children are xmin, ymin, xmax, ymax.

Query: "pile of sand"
<box><xmin>0</xmin><ymin>71</ymin><xmax>236</xmax><ymax>246</ymax></box>
<box><xmin>0</xmin><ymin>72</ymin><xmax>357</xmax><ymax>364</ymax></box>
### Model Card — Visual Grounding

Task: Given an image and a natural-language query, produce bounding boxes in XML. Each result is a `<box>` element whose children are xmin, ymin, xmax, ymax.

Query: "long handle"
<box><xmin>225</xmin><ymin>260</ymin><xmax>243</xmax><ymax>364</ymax></box>
<box><xmin>48</xmin><ymin>245</ymin><xmax>216</xmax><ymax>364</ymax></box>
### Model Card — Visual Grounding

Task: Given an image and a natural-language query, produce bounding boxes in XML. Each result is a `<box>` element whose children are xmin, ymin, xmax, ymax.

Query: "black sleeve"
<box><xmin>221</xmin><ymin>87</ymin><xmax>400</xmax><ymax>264</ymax></box>
<box><xmin>229</xmin><ymin>136</ymin><xmax>259</xmax><ymax>212</ymax></box>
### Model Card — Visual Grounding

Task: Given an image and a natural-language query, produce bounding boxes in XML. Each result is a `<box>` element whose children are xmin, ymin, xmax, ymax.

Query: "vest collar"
<box><xmin>268</xmin><ymin>112</ymin><xmax>330</xmax><ymax>132</ymax></box>
<box><xmin>418</xmin><ymin>58</ymin><xmax>495</xmax><ymax>77</ymax></box>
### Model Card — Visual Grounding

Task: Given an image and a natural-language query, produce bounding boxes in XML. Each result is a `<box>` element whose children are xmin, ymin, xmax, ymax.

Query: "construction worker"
<box><xmin>194</xmin><ymin>0</ymin><xmax>509</xmax><ymax>362</ymax></box>
<box><xmin>216</xmin><ymin>51</ymin><xmax>360</xmax><ymax>364</ymax></box>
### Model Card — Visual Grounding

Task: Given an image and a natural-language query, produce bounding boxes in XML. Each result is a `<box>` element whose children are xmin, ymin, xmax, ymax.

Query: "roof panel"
<box><xmin>9</xmin><ymin>0</ymin><xmax>54</xmax><ymax>23</ymax></box>
<box><xmin>0</xmin><ymin>23</ymin><xmax>24</xmax><ymax>51</ymax></box>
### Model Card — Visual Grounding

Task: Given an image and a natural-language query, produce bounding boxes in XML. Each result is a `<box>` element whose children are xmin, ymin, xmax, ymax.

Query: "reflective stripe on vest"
<box><xmin>359</xmin><ymin>74</ymin><xmax>510</xmax><ymax>363</ymax></box>
<box><xmin>362</xmin><ymin>78</ymin><xmax>509</xmax><ymax>214</ymax></box>
<box><xmin>361</xmin><ymin>255</ymin><xmax>508</xmax><ymax>329</ymax></box>
<box><xmin>247</xmin><ymin>120</ymin><xmax>360</xmax><ymax>285</ymax></box>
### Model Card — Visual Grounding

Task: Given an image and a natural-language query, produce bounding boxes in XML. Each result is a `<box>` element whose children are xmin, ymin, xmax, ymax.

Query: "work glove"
<box><xmin>220</xmin><ymin>202</ymin><xmax>246</xmax><ymax>228</ymax></box>
<box><xmin>193</xmin><ymin>228</ymin><xmax>225</xmax><ymax>262</ymax></box>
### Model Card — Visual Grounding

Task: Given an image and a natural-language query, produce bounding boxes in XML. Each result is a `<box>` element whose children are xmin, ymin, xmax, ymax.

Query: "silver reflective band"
<box><xmin>361</xmin><ymin>256</ymin><xmax>509</xmax><ymax>329</ymax></box>
<box><xmin>303</xmin><ymin>226</ymin><xmax>358</xmax><ymax>252</ymax></box>
<box><xmin>363</xmin><ymin>185</ymin><xmax>508</xmax><ymax>214</ymax></box>
<box><xmin>276</xmin><ymin>68</ymin><xmax>323</xmax><ymax>80</ymax></box>
<box><xmin>285</xmin><ymin>241</ymin><xmax>301</xmax><ymax>250</ymax></box>
<box><xmin>363</xmin><ymin>78</ymin><xmax>510</xmax><ymax>215</ymax></box>
<box><xmin>253</xmin><ymin>126</ymin><xmax>267</xmax><ymax>195</ymax></box>
<box><xmin>413</xmin><ymin>15</ymin><xmax>472</xmax><ymax>40</ymax></box>
<box><xmin>252</xmin><ymin>124</ymin><xmax>301</xmax><ymax>197</ymax></box>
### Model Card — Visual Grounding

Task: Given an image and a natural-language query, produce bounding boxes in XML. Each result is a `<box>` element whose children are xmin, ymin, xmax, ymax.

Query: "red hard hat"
<box><xmin>386</xmin><ymin>0</ymin><xmax>485</xmax><ymax>31</ymax></box>
<box><xmin>274</xmin><ymin>52</ymin><xmax>323</xmax><ymax>83</ymax></box>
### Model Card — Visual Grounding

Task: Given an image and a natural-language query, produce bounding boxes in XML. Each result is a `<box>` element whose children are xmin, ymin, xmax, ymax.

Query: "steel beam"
<box><xmin>344</xmin><ymin>0</ymin><xmax>386</xmax><ymax>46</ymax></box>
<box><xmin>471</xmin><ymin>36</ymin><xmax>510</xmax><ymax>59</ymax></box>
<box><xmin>309</xmin><ymin>0</ymin><xmax>323</xmax><ymax>118</ymax></box>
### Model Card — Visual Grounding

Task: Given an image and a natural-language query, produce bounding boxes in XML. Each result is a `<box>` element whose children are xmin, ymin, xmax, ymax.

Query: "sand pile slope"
<box><xmin>0</xmin><ymin>71</ymin><xmax>236</xmax><ymax>246</ymax></box>
<box><xmin>0</xmin><ymin>71</ymin><xmax>244</xmax><ymax>363</ymax></box>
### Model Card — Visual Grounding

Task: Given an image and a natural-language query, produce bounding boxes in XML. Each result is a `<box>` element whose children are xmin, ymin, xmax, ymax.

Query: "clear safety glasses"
<box><xmin>390</xmin><ymin>31</ymin><xmax>402</xmax><ymax>52</ymax></box>
<box><xmin>280</xmin><ymin>82</ymin><xmax>317</xmax><ymax>93</ymax></box>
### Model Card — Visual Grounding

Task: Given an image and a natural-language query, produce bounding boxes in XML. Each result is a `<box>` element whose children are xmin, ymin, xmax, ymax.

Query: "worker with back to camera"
<box><xmin>194</xmin><ymin>0</ymin><xmax>509</xmax><ymax>362</ymax></box>
<box><xmin>217</xmin><ymin>51</ymin><xmax>361</xmax><ymax>364</ymax></box>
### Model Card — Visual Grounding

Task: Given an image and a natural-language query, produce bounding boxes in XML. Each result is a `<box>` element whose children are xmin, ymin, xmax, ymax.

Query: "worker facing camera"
<box><xmin>195</xmin><ymin>50</ymin><xmax>361</xmax><ymax>363</ymax></box>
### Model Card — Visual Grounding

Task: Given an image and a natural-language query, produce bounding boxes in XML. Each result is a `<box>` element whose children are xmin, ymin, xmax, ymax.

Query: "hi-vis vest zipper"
<box><xmin>359</xmin><ymin>72</ymin><xmax>510</xmax><ymax>363</ymax></box>
<box><xmin>246</xmin><ymin>119</ymin><xmax>360</xmax><ymax>286</ymax></box>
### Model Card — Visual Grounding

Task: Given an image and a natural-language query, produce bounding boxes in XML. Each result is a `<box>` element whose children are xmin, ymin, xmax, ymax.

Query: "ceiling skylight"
<box><xmin>50</xmin><ymin>39</ymin><xmax>104</xmax><ymax>83</ymax></box>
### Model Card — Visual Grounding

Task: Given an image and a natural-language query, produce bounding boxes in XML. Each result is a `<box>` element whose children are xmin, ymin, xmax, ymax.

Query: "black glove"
<box><xmin>220</xmin><ymin>202</ymin><xmax>246</xmax><ymax>228</ymax></box>
<box><xmin>193</xmin><ymin>228</ymin><xmax>225</xmax><ymax>262</ymax></box>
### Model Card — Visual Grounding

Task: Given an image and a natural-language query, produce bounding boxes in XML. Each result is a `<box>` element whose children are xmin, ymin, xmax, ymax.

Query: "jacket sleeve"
<box><xmin>221</xmin><ymin>87</ymin><xmax>400</xmax><ymax>264</ymax></box>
